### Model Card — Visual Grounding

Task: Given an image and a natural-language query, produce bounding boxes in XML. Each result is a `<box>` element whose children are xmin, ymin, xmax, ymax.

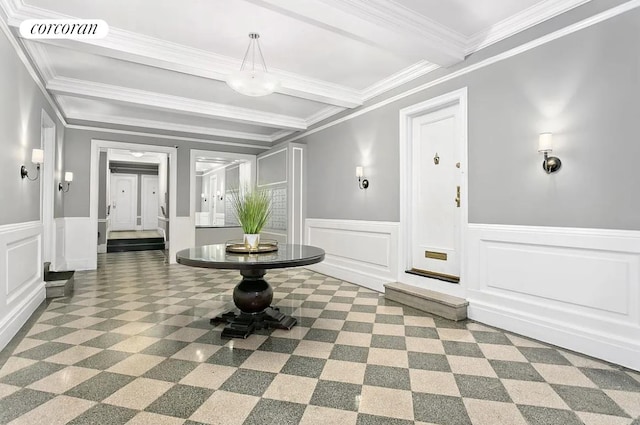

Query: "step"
<box><xmin>45</xmin><ymin>276</ymin><xmax>74</xmax><ymax>299</ymax></box>
<box><xmin>107</xmin><ymin>237</ymin><xmax>164</xmax><ymax>246</ymax></box>
<box><xmin>107</xmin><ymin>242</ymin><xmax>165</xmax><ymax>253</ymax></box>
<box><xmin>384</xmin><ymin>282</ymin><xmax>468</xmax><ymax>321</ymax></box>
<box><xmin>45</xmin><ymin>270</ymin><xmax>74</xmax><ymax>282</ymax></box>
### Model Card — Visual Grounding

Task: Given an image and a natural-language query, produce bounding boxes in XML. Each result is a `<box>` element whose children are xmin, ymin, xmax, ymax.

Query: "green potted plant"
<box><xmin>231</xmin><ymin>185</ymin><xmax>271</xmax><ymax>250</ymax></box>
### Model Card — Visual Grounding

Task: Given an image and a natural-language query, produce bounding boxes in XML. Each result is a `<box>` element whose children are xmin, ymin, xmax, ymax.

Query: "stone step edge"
<box><xmin>383</xmin><ymin>282</ymin><xmax>468</xmax><ymax>308</ymax></box>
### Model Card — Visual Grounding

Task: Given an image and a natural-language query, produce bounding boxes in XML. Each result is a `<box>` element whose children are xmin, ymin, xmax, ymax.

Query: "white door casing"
<box><xmin>411</xmin><ymin>105</ymin><xmax>461</xmax><ymax>278</ymax></box>
<box><xmin>209</xmin><ymin>174</ymin><xmax>217</xmax><ymax>225</ymax></box>
<box><xmin>41</xmin><ymin>110</ymin><xmax>56</xmax><ymax>266</ymax></box>
<box><xmin>399</xmin><ymin>88</ymin><xmax>468</xmax><ymax>298</ymax></box>
<box><xmin>110</xmin><ymin>174</ymin><xmax>138</xmax><ymax>231</ymax></box>
<box><xmin>141</xmin><ymin>175</ymin><xmax>159</xmax><ymax>231</ymax></box>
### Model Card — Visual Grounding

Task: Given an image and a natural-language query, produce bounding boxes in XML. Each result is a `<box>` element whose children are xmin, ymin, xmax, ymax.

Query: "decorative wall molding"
<box><xmin>305</xmin><ymin>106</ymin><xmax>346</xmax><ymax>127</ymax></box>
<box><xmin>466</xmin><ymin>223</ymin><xmax>640</xmax><ymax>371</ymax></box>
<box><xmin>304</xmin><ymin>219</ymin><xmax>399</xmax><ymax>292</ymax></box>
<box><xmin>257</xmin><ymin>148</ymin><xmax>288</xmax><ymax>187</ymax></box>
<box><xmin>0</xmin><ymin>221</ymin><xmax>45</xmax><ymax>352</ymax></box>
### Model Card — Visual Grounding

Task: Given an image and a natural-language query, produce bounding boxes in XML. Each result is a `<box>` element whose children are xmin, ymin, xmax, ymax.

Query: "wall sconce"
<box><xmin>58</xmin><ymin>172</ymin><xmax>73</xmax><ymax>192</ymax></box>
<box><xmin>356</xmin><ymin>166</ymin><xmax>369</xmax><ymax>189</ymax></box>
<box><xmin>538</xmin><ymin>133</ymin><xmax>561</xmax><ymax>174</ymax></box>
<box><xmin>216</xmin><ymin>190</ymin><xmax>223</xmax><ymax>201</ymax></box>
<box><xmin>21</xmin><ymin>148</ymin><xmax>44</xmax><ymax>180</ymax></box>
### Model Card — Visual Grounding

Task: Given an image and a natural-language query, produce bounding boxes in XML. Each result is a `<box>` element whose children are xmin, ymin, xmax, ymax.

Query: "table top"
<box><xmin>176</xmin><ymin>244</ymin><xmax>325</xmax><ymax>270</ymax></box>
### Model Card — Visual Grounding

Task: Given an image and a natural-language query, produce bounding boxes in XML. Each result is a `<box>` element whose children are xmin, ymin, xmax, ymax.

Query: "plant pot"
<box><xmin>243</xmin><ymin>234</ymin><xmax>260</xmax><ymax>250</ymax></box>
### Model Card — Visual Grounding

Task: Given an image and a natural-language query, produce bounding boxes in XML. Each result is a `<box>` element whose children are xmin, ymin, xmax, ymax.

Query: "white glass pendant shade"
<box><xmin>226</xmin><ymin>69</ymin><xmax>280</xmax><ymax>97</ymax></box>
<box><xmin>226</xmin><ymin>33</ymin><xmax>280</xmax><ymax>97</ymax></box>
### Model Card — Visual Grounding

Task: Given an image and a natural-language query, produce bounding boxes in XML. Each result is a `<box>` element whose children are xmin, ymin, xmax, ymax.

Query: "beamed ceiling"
<box><xmin>0</xmin><ymin>0</ymin><xmax>591</xmax><ymax>150</ymax></box>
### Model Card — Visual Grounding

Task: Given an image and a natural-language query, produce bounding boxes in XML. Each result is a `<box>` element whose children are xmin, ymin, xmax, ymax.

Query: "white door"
<box><xmin>110</xmin><ymin>174</ymin><xmax>138</xmax><ymax>231</ymax></box>
<box><xmin>411</xmin><ymin>105</ymin><xmax>462</xmax><ymax>281</ymax></box>
<box><xmin>141</xmin><ymin>175</ymin><xmax>159</xmax><ymax>230</ymax></box>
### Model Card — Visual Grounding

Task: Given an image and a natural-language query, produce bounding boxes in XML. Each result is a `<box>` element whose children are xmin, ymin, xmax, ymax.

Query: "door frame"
<box><xmin>90</xmin><ymin>140</ymin><xmax>177</xmax><ymax>266</ymax></box>
<box><xmin>109</xmin><ymin>173</ymin><xmax>138</xmax><ymax>231</ymax></box>
<box><xmin>398</xmin><ymin>87</ymin><xmax>468</xmax><ymax>298</ymax></box>
<box><xmin>41</xmin><ymin>110</ymin><xmax>56</xmax><ymax>267</ymax></box>
<box><xmin>141</xmin><ymin>174</ymin><xmax>159</xmax><ymax>231</ymax></box>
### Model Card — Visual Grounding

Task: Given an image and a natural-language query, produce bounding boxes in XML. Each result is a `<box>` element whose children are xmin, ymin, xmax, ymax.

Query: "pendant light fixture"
<box><xmin>226</xmin><ymin>33</ymin><xmax>280</xmax><ymax>97</ymax></box>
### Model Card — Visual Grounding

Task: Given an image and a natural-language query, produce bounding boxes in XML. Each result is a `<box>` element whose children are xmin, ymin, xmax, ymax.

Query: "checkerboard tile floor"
<box><xmin>1</xmin><ymin>251</ymin><xmax>639</xmax><ymax>425</ymax></box>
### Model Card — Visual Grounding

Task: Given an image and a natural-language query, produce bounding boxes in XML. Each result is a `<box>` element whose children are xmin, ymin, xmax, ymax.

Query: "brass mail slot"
<box><xmin>425</xmin><ymin>251</ymin><xmax>447</xmax><ymax>261</ymax></box>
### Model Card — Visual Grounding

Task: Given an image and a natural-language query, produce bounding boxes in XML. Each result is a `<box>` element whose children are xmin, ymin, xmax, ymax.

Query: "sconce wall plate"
<box><xmin>542</xmin><ymin>153</ymin><xmax>562</xmax><ymax>174</ymax></box>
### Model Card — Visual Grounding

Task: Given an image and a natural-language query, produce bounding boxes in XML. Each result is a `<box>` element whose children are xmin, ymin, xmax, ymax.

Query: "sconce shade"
<box><xmin>356</xmin><ymin>166</ymin><xmax>364</xmax><ymax>178</ymax></box>
<box><xmin>31</xmin><ymin>149</ymin><xmax>44</xmax><ymax>164</ymax></box>
<box><xmin>64</xmin><ymin>172</ymin><xmax>73</xmax><ymax>182</ymax></box>
<box><xmin>538</xmin><ymin>133</ymin><xmax>553</xmax><ymax>152</ymax></box>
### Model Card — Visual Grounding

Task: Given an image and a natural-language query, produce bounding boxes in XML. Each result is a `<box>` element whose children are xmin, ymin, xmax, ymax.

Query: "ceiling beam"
<box><xmin>246</xmin><ymin>0</ymin><xmax>466</xmax><ymax>67</ymax></box>
<box><xmin>61</xmin><ymin>108</ymin><xmax>279</xmax><ymax>144</ymax></box>
<box><xmin>48</xmin><ymin>77</ymin><xmax>308</xmax><ymax>131</ymax></box>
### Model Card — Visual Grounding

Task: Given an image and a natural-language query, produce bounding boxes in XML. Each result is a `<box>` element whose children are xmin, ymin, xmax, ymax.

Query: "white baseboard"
<box><xmin>305</xmin><ymin>219</ymin><xmax>399</xmax><ymax>292</ymax></box>
<box><xmin>64</xmin><ymin>217</ymin><xmax>96</xmax><ymax>270</ymax></box>
<box><xmin>0</xmin><ymin>221</ymin><xmax>45</xmax><ymax>351</ymax></box>
<box><xmin>467</xmin><ymin>223</ymin><xmax>640</xmax><ymax>371</ymax></box>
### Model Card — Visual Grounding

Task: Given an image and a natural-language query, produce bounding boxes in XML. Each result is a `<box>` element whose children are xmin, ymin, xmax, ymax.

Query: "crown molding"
<box><xmin>361</xmin><ymin>60</ymin><xmax>439</xmax><ymax>101</ymax></box>
<box><xmin>48</xmin><ymin>77</ymin><xmax>308</xmax><ymax>131</ymax></box>
<box><xmin>466</xmin><ymin>0</ymin><xmax>593</xmax><ymax>54</ymax></box>
<box><xmin>306</xmin><ymin>105</ymin><xmax>346</xmax><ymax>127</ymax></box>
<box><xmin>21</xmin><ymin>40</ymin><xmax>56</xmax><ymax>81</ymax></box>
<box><xmin>62</xmin><ymin>106</ymin><xmax>278</xmax><ymax>144</ymax></box>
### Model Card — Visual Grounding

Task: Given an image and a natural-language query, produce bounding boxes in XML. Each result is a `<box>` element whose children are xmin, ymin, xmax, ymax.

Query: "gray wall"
<box><xmin>63</xmin><ymin>128</ymin><xmax>262</xmax><ymax>217</ymax></box>
<box><xmin>257</xmin><ymin>149</ymin><xmax>287</xmax><ymax>186</ymax></box>
<box><xmin>0</xmin><ymin>29</ymin><xmax>65</xmax><ymax>225</ymax></box>
<box><xmin>303</xmin><ymin>7</ymin><xmax>640</xmax><ymax>230</ymax></box>
<box><xmin>195</xmin><ymin>174</ymin><xmax>203</xmax><ymax>212</ymax></box>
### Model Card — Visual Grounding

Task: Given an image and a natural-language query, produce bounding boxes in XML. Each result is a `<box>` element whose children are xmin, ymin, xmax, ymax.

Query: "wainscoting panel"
<box><xmin>467</xmin><ymin>224</ymin><xmax>640</xmax><ymax>371</ymax></box>
<box><xmin>53</xmin><ymin>217</ymin><xmax>66</xmax><ymax>270</ymax></box>
<box><xmin>64</xmin><ymin>217</ymin><xmax>96</xmax><ymax>270</ymax></box>
<box><xmin>0</xmin><ymin>221</ymin><xmax>45</xmax><ymax>351</ymax></box>
<box><xmin>305</xmin><ymin>219</ymin><xmax>399</xmax><ymax>292</ymax></box>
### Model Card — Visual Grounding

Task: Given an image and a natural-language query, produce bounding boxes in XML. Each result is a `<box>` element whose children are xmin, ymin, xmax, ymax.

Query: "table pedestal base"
<box><xmin>210</xmin><ymin>307</ymin><xmax>297</xmax><ymax>339</ymax></box>
<box><xmin>210</xmin><ymin>268</ymin><xmax>297</xmax><ymax>339</ymax></box>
